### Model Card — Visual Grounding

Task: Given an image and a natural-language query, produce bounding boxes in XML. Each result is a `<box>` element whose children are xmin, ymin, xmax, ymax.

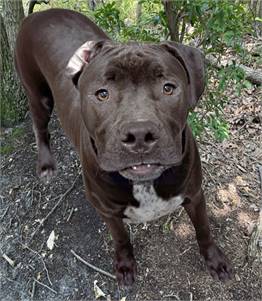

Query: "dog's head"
<box><xmin>66</xmin><ymin>40</ymin><xmax>205</xmax><ymax>182</ymax></box>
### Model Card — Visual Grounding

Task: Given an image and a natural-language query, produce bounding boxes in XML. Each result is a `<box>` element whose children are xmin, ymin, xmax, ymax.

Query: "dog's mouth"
<box><xmin>119</xmin><ymin>163</ymin><xmax>166</xmax><ymax>182</ymax></box>
<box><xmin>91</xmin><ymin>127</ymin><xmax>187</xmax><ymax>182</ymax></box>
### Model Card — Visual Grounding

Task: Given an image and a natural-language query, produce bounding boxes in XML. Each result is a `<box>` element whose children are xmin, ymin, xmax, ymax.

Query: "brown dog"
<box><xmin>15</xmin><ymin>8</ymin><xmax>232</xmax><ymax>286</ymax></box>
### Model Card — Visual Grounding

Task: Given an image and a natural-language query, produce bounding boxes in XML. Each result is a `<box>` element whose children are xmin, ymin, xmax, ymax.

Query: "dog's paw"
<box><xmin>114</xmin><ymin>250</ymin><xmax>137</xmax><ymax>287</ymax></box>
<box><xmin>202</xmin><ymin>244</ymin><xmax>232</xmax><ymax>282</ymax></box>
<box><xmin>38</xmin><ymin>165</ymin><xmax>56</xmax><ymax>183</ymax></box>
<box><xmin>37</xmin><ymin>151</ymin><xmax>56</xmax><ymax>183</ymax></box>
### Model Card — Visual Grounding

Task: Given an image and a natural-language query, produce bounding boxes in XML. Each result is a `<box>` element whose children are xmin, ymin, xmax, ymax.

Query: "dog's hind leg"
<box><xmin>27</xmin><ymin>86</ymin><xmax>56</xmax><ymax>182</ymax></box>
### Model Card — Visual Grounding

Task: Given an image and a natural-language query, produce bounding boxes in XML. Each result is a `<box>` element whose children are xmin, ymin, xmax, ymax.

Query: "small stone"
<box><xmin>250</xmin><ymin>204</ymin><xmax>259</xmax><ymax>212</ymax></box>
<box><xmin>235</xmin><ymin>274</ymin><xmax>241</xmax><ymax>281</ymax></box>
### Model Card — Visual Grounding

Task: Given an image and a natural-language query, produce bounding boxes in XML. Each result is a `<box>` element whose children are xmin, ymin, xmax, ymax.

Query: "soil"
<box><xmin>0</xmin><ymin>84</ymin><xmax>261</xmax><ymax>300</ymax></box>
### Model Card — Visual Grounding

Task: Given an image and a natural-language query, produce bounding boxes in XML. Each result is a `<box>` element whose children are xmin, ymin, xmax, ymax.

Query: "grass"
<box><xmin>0</xmin><ymin>144</ymin><xmax>15</xmax><ymax>155</ymax></box>
<box><xmin>0</xmin><ymin>126</ymin><xmax>25</xmax><ymax>155</ymax></box>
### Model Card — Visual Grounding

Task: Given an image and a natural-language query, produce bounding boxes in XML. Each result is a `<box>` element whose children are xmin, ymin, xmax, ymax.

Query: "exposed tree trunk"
<box><xmin>136</xmin><ymin>0</ymin><xmax>142</xmax><ymax>24</ymax></box>
<box><xmin>162</xmin><ymin>0</ymin><xmax>188</xmax><ymax>42</ymax></box>
<box><xmin>0</xmin><ymin>14</ymin><xmax>11</xmax><ymax>78</ymax></box>
<box><xmin>206</xmin><ymin>54</ymin><xmax>262</xmax><ymax>85</ymax></box>
<box><xmin>0</xmin><ymin>13</ymin><xmax>17</xmax><ymax>126</ymax></box>
<box><xmin>238</xmin><ymin>64</ymin><xmax>262</xmax><ymax>85</ymax></box>
<box><xmin>2</xmin><ymin>0</ymin><xmax>25</xmax><ymax>53</ymax></box>
<box><xmin>250</xmin><ymin>0</ymin><xmax>262</xmax><ymax>36</ymax></box>
<box><xmin>162</xmin><ymin>0</ymin><xmax>180</xmax><ymax>42</ymax></box>
<box><xmin>1</xmin><ymin>0</ymin><xmax>26</xmax><ymax>126</ymax></box>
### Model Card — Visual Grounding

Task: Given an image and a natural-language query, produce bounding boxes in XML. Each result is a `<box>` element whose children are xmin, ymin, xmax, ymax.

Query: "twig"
<box><xmin>30</xmin><ymin>173</ymin><xmax>80</xmax><ymax>241</ymax></box>
<box><xmin>163</xmin><ymin>293</ymin><xmax>180</xmax><ymax>300</ymax></box>
<box><xmin>259</xmin><ymin>165</ymin><xmax>262</xmax><ymax>196</ymax></box>
<box><xmin>164</xmin><ymin>292</ymin><xmax>193</xmax><ymax>301</ymax></box>
<box><xmin>31</xmin><ymin>279</ymin><xmax>36</xmax><ymax>298</ymax></box>
<box><xmin>179</xmin><ymin>207</ymin><xmax>184</xmax><ymax>216</ymax></box>
<box><xmin>33</xmin><ymin>278</ymin><xmax>57</xmax><ymax>294</ymax></box>
<box><xmin>201</xmin><ymin>140</ymin><xmax>261</xmax><ymax>174</ymax></box>
<box><xmin>71</xmin><ymin>249</ymin><xmax>116</xmax><ymax>280</ymax></box>
<box><xmin>179</xmin><ymin>246</ymin><xmax>192</xmax><ymax>256</ymax></box>
<box><xmin>242</xmin><ymin>151</ymin><xmax>262</xmax><ymax>164</ymax></box>
<box><xmin>20</xmin><ymin>242</ymin><xmax>53</xmax><ymax>286</ymax></box>
<box><xmin>202</xmin><ymin>165</ymin><xmax>216</xmax><ymax>185</ymax></box>
<box><xmin>1</xmin><ymin>205</ymin><xmax>10</xmax><ymax>220</ymax></box>
<box><xmin>66</xmin><ymin>207</ymin><xmax>74</xmax><ymax>222</ymax></box>
<box><xmin>2</xmin><ymin>254</ymin><xmax>15</xmax><ymax>267</ymax></box>
<box><xmin>248</xmin><ymin>165</ymin><xmax>262</xmax><ymax>261</ymax></box>
<box><xmin>189</xmin><ymin>292</ymin><xmax>193</xmax><ymax>301</ymax></box>
<box><xmin>5</xmin><ymin>277</ymin><xmax>22</xmax><ymax>286</ymax></box>
<box><xmin>127</xmin><ymin>223</ymin><xmax>134</xmax><ymax>244</ymax></box>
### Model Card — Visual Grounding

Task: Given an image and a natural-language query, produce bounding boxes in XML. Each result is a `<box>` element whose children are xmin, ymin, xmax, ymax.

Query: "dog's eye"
<box><xmin>163</xmin><ymin>83</ymin><xmax>176</xmax><ymax>95</ymax></box>
<box><xmin>95</xmin><ymin>89</ymin><xmax>109</xmax><ymax>101</ymax></box>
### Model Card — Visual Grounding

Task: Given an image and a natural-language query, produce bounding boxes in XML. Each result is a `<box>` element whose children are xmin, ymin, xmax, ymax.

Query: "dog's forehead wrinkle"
<box><xmin>103</xmin><ymin>46</ymin><xmax>165</xmax><ymax>82</ymax></box>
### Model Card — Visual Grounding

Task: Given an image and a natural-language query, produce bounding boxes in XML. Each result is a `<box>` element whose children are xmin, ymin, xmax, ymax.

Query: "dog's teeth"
<box><xmin>147</xmin><ymin>164</ymin><xmax>151</xmax><ymax>168</ymax></box>
<box><xmin>132</xmin><ymin>166</ymin><xmax>137</xmax><ymax>170</ymax></box>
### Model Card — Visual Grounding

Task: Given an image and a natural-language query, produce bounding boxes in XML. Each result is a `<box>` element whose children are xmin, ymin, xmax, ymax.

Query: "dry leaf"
<box><xmin>94</xmin><ymin>280</ymin><xmax>106</xmax><ymax>299</ymax></box>
<box><xmin>37</xmin><ymin>272</ymin><xmax>41</xmax><ymax>280</ymax></box>
<box><xmin>46</xmin><ymin>230</ymin><xmax>56</xmax><ymax>250</ymax></box>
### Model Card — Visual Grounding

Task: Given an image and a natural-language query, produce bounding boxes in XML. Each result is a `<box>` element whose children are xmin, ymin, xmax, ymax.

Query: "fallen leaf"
<box><xmin>94</xmin><ymin>280</ymin><xmax>106</xmax><ymax>299</ymax></box>
<box><xmin>46</xmin><ymin>230</ymin><xmax>56</xmax><ymax>250</ymax></box>
<box><xmin>234</xmin><ymin>176</ymin><xmax>247</xmax><ymax>186</ymax></box>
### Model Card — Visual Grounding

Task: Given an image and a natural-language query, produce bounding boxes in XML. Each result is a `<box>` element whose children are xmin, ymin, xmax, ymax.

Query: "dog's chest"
<box><xmin>123</xmin><ymin>184</ymin><xmax>183</xmax><ymax>224</ymax></box>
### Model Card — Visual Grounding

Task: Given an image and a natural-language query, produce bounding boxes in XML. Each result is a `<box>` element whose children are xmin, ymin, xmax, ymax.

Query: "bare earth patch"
<box><xmin>0</xmin><ymin>85</ymin><xmax>261</xmax><ymax>300</ymax></box>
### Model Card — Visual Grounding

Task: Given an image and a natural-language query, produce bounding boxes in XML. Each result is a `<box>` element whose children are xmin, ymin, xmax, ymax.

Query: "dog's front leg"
<box><xmin>183</xmin><ymin>190</ymin><xmax>232</xmax><ymax>281</ymax></box>
<box><xmin>101</xmin><ymin>215</ymin><xmax>137</xmax><ymax>286</ymax></box>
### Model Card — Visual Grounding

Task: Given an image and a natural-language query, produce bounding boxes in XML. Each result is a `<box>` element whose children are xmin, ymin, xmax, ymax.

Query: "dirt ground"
<box><xmin>0</xmin><ymin>82</ymin><xmax>261</xmax><ymax>300</ymax></box>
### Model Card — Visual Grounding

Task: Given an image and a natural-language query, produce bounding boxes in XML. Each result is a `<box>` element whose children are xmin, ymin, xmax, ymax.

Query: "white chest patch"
<box><xmin>123</xmin><ymin>184</ymin><xmax>184</xmax><ymax>224</ymax></box>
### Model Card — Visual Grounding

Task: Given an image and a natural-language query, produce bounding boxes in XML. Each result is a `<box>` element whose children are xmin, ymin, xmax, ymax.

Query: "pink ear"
<box><xmin>66</xmin><ymin>41</ymin><xmax>95</xmax><ymax>76</ymax></box>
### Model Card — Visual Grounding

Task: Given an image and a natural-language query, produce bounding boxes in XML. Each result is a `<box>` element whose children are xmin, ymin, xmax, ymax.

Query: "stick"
<box><xmin>71</xmin><ymin>249</ymin><xmax>116</xmax><ymax>280</ymax></box>
<box><xmin>20</xmin><ymin>242</ymin><xmax>53</xmax><ymax>286</ymax></box>
<box><xmin>1</xmin><ymin>206</ymin><xmax>10</xmax><ymax>220</ymax></box>
<box><xmin>248</xmin><ymin>165</ymin><xmax>262</xmax><ymax>260</ymax></box>
<box><xmin>30</xmin><ymin>173</ymin><xmax>80</xmax><ymax>241</ymax></box>
<box><xmin>179</xmin><ymin>246</ymin><xmax>192</xmax><ymax>256</ymax></box>
<box><xmin>259</xmin><ymin>165</ymin><xmax>262</xmax><ymax>195</ymax></box>
<box><xmin>2</xmin><ymin>254</ymin><xmax>15</xmax><ymax>267</ymax></box>
<box><xmin>31</xmin><ymin>279</ymin><xmax>36</xmax><ymax>298</ymax></box>
<box><xmin>163</xmin><ymin>294</ymin><xmax>181</xmax><ymax>300</ymax></box>
<box><xmin>66</xmin><ymin>207</ymin><xmax>74</xmax><ymax>222</ymax></box>
<box><xmin>34</xmin><ymin>278</ymin><xmax>57</xmax><ymax>294</ymax></box>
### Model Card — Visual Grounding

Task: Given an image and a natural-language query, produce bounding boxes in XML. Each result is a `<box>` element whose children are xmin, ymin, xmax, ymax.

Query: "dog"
<box><xmin>15</xmin><ymin>8</ymin><xmax>232</xmax><ymax>286</ymax></box>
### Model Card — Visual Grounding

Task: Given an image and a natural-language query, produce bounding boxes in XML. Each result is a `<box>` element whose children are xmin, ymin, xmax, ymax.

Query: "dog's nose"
<box><xmin>120</xmin><ymin>121</ymin><xmax>159</xmax><ymax>153</ymax></box>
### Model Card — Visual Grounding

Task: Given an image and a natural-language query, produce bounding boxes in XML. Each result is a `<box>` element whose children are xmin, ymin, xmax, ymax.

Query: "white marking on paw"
<box><xmin>123</xmin><ymin>183</ymin><xmax>183</xmax><ymax>224</ymax></box>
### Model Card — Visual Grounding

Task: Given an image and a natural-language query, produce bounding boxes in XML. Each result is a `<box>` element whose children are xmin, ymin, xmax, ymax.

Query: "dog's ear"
<box><xmin>161</xmin><ymin>41</ymin><xmax>205</xmax><ymax>107</ymax></box>
<box><xmin>66</xmin><ymin>40</ymin><xmax>105</xmax><ymax>86</ymax></box>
